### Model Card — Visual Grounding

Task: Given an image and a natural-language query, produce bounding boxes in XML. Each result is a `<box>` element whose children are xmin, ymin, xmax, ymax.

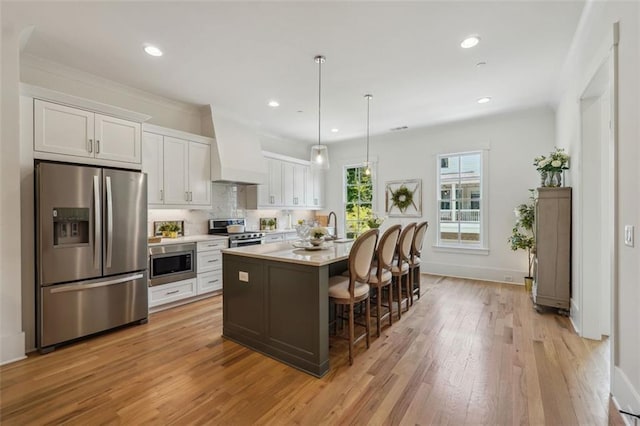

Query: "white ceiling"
<box><xmin>5</xmin><ymin>1</ymin><xmax>585</xmax><ymax>143</ymax></box>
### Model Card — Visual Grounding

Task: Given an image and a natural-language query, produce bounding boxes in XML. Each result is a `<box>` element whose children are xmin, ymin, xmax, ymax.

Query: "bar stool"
<box><xmin>391</xmin><ymin>223</ymin><xmax>416</xmax><ymax>319</ymax></box>
<box><xmin>368</xmin><ymin>224</ymin><xmax>401</xmax><ymax>337</ymax></box>
<box><xmin>409</xmin><ymin>221</ymin><xmax>429</xmax><ymax>305</ymax></box>
<box><xmin>328</xmin><ymin>229</ymin><xmax>379</xmax><ymax>365</ymax></box>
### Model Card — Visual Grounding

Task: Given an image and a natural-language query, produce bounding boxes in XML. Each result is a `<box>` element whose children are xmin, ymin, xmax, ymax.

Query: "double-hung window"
<box><xmin>437</xmin><ymin>151</ymin><xmax>486</xmax><ymax>250</ymax></box>
<box><xmin>344</xmin><ymin>164</ymin><xmax>373</xmax><ymax>238</ymax></box>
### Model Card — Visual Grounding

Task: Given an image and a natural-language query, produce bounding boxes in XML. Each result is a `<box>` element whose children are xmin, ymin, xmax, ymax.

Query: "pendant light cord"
<box><xmin>317</xmin><ymin>56</ymin><xmax>322</xmax><ymax>149</ymax></box>
<box><xmin>366</xmin><ymin>95</ymin><xmax>370</xmax><ymax>164</ymax></box>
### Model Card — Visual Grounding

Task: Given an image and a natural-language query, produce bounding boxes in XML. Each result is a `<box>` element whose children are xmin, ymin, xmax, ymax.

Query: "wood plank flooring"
<box><xmin>0</xmin><ymin>275</ymin><xmax>624</xmax><ymax>425</ymax></box>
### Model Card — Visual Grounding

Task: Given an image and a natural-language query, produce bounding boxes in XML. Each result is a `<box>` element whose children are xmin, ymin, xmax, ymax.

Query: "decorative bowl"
<box><xmin>309</xmin><ymin>238</ymin><xmax>324</xmax><ymax>247</ymax></box>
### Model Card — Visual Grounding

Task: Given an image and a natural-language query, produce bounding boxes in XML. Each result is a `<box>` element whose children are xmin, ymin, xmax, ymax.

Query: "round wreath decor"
<box><xmin>391</xmin><ymin>185</ymin><xmax>414</xmax><ymax>212</ymax></box>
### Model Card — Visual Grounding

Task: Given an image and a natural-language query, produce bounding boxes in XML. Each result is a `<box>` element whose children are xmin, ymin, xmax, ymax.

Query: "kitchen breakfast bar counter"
<box><xmin>222</xmin><ymin>241</ymin><xmax>353</xmax><ymax>377</ymax></box>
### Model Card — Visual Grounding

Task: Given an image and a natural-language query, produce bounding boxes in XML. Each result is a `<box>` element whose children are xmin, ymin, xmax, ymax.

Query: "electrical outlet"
<box><xmin>239</xmin><ymin>271</ymin><xmax>249</xmax><ymax>282</ymax></box>
<box><xmin>624</xmin><ymin>225</ymin><xmax>634</xmax><ymax>247</ymax></box>
<box><xmin>504</xmin><ymin>275</ymin><xmax>513</xmax><ymax>282</ymax></box>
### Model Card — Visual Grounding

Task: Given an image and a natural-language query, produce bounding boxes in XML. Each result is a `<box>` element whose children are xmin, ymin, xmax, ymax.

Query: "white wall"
<box><xmin>260</xmin><ymin>133</ymin><xmax>310</xmax><ymax>160</ymax></box>
<box><xmin>555</xmin><ymin>0</ymin><xmax>640</xmax><ymax>415</ymax></box>
<box><xmin>324</xmin><ymin>107</ymin><xmax>555</xmax><ymax>284</ymax></box>
<box><xmin>0</xmin><ymin>8</ymin><xmax>27</xmax><ymax>364</ymax></box>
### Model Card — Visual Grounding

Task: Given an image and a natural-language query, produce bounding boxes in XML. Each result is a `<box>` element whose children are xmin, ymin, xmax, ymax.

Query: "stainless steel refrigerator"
<box><xmin>36</xmin><ymin>161</ymin><xmax>148</xmax><ymax>352</ymax></box>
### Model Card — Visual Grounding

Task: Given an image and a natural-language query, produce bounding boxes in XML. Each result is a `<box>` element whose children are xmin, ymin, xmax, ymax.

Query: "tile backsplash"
<box><xmin>147</xmin><ymin>183</ymin><xmax>316</xmax><ymax>236</ymax></box>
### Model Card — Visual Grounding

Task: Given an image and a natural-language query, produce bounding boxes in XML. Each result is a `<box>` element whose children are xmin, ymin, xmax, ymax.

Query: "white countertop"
<box><xmin>148</xmin><ymin>234</ymin><xmax>228</xmax><ymax>247</ymax></box>
<box><xmin>222</xmin><ymin>241</ymin><xmax>354</xmax><ymax>267</ymax></box>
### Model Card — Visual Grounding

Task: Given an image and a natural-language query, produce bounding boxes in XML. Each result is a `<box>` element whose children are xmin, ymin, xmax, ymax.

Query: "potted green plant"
<box><xmin>508</xmin><ymin>196</ymin><xmax>535</xmax><ymax>291</ymax></box>
<box><xmin>366</xmin><ymin>214</ymin><xmax>385</xmax><ymax>229</ymax></box>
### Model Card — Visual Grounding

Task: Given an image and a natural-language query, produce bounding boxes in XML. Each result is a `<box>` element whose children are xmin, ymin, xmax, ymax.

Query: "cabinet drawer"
<box><xmin>197</xmin><ymin>251</ymin><xmax>222</xmax><ymax>273</ymax></box>
<box><xmin>265</xmin><ymin>234</ymin><xmax>284</xmax><ymax>244</ymax></box>
<box><xmin>198</xmin><ymin>270</ymin><xmax>223</xmax><ymax>295</ymax></box>
<box><xmin>197</xmin><ymin>240</ymin><xmax>227</xmax><ymax>251</ymax></box>
<box><xmin>149</xmin><ymin>278</ymin><xmax>196</xmax><ymax>308</ymax></box>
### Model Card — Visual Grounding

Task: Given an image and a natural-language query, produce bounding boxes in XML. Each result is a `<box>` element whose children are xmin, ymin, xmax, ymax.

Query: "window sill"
<box><xmin>432</xmin><ymin>245</ymin><xmax>490</xmax><ymax>256</ymax></box>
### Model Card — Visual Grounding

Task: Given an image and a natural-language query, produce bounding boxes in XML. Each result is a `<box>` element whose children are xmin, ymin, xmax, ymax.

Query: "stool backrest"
<box><xmin>348</xmin><ymin>229</ymin><xmax>379</xmax><ymax>291</ymax></box>
<box><xmin>396</xmin><ymin>223</ymin><xmax>416</xmax><ymax>265</ymax></box>
<box><xmin>411</xmin><ymin>221</ymin><xmax>429</xmax><ymax>258</ymax></box>
<box><xmin>377</xmin><ymin>224</ymin><xmax>401</xmax><ymax>271</ymax></box>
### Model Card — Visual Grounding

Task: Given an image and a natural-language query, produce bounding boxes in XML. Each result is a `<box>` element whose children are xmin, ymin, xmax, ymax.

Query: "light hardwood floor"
<box><xmin>0</xmin><ymin>275</ymin><xmax>624</xmax><ymax>425</ymax></box>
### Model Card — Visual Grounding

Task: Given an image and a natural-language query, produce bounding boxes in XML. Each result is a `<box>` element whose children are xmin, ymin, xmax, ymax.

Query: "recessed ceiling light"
<box><xmin>268</xmin><ymin>100</ymin><xmax>280</xmax><ymax>107</ymax></box>
<box><xmin>144</xmin><ymin>45</ymin><xmax>163</xmax><ymax>57</ymax></box>
<box><xmin>460</xmin><ymin>36</ymin><xmax>480</xmax><ymax>49</ymax></box>
<box><xmin>477</xmin><ymin>97</ymin><xmax>492</xmax><ymax>104</ymax></box>
<box><xmin>331</xmin><ymin>128</ymin><xmax>339</xmax><ymax>133</ymax></box>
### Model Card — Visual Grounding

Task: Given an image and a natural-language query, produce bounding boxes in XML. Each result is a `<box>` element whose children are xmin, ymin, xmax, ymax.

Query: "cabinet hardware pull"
<box><xmin>96</xmin><ymin>140</ymin><xmax>100</xmax><ymax>154</ymax></box>
<box><xmin>160</xmin><ymin>189</ymin><xmax>163</xmax><ymax>201</ymax></box>
<box><xmin>166</xmin><ymin>290</ymin><xmax>180</xmax><ymax>295</ymax></box>
<box><xmin>88</xmin><ymin>139</ymin><xmax>93</xmax><ymax>153</ymax></box>
<box><xmin>208</xmin><ymin>259</ymin><xmax>218</xmax><ymax>263</ymax></box>
<box><xmin>185</xmin><ymin>192</ymin><xmax>189</xmax><ymax>201</ymax></box>
<box><xmin>208</xmin><ymin>280</ymin><xmax>219</xmax><ymax>284</ymax></box>
<box><xmin>190</xmin><ymin>192</ymin><xmax>193</xmax><ymax>202</ymax></box>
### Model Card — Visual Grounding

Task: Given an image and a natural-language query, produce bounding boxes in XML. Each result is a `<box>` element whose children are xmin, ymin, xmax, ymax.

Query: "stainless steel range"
<box><xmin>208</xmin><ymin>218</ymin><xmax>265</xmax><ymax>247</ymax></box>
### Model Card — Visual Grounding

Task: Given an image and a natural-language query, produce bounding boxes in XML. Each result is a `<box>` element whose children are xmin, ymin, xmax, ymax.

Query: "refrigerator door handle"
<box><xmin>106</xmin><ymin>176</ymin><xmax>113</xmax><ymax>268</ymax></box>
<box><xmin>93</xmin><ymin>175</ymin><xmax>101</xmax><ymax>269</ymax></box>
<box><xmin>50</xmin><ymin>273</ymin><xmax>145</xmax><ymax>293</ymax></box>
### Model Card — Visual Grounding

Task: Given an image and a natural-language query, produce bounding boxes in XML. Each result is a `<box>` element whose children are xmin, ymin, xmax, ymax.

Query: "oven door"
<box><xmin>230</xmin><ymin>238</ymin><xmax>264</xmax><ymax>248</ymax></box>
<box><xmin>149</xmin><ymin>244</ymin><xmax>196</xmax><ymax>286</ymax></box>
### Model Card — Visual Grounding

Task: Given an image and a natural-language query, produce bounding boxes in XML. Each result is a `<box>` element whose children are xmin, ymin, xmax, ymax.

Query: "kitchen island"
<box><xmin>222</xmin><ymin>241</ymin><xmax>353</xmax><ymax>377</ymax></box>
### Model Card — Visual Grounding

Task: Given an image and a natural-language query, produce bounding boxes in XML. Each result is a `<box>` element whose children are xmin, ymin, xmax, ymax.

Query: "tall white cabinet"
<box><xmin>142</xmin><ymin>125</ymin><xmax>212</xmax><ymax>208</ymax></box>
<box><xmin>34</xmin><ymin>99</ymin><xmax>141</xmax><ymax>164</ymax></box>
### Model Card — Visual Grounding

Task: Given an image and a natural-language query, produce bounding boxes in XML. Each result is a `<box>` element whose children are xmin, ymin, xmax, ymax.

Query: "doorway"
<box><xmin>577</xmin><ymin>57</ymin><xmax>615</xmax><ymax>341</ymax></box>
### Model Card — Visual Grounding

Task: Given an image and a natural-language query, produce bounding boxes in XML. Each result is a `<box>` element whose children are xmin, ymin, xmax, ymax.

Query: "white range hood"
<box><xmin>204</xmin><ymin>105</ymin><xmax>267</xmax><ymax>185</ymax></box>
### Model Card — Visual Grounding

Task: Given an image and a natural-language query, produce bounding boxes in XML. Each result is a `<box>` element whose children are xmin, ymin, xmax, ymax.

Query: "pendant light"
<box><xmin>364</xmin><ymin>94</ymin><xmax>373</xmax><ymax>175</ymax></box>
<box><xmin>310</xmin><ymin>55</ymin><xmax>329</xmax><ymax>170</ymax></box>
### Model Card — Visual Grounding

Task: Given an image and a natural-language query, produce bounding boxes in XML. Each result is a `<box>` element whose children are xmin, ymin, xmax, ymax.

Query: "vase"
<box><xmin>540</xmin><ymin>171</ymin><xmax>548</xmax><ymax>187</ymax></box>
<box><xmin>549</xmin><ymin>171</ymin><xmax>562</xmax><ymax>187</ymax></box>
<box><xmin>524</xmin><ymin>277</ymin><xmax>533</xmax><ymax>293</ymax></box>
<box><xmin>309</xmin><ymin>238</ymin><xmax>324</xmax><ymax>246</ymax></box>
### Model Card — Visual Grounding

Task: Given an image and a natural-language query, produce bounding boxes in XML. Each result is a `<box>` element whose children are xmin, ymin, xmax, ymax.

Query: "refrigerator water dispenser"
<box><xmin>53</xmin><ymin>208</ymin><xmax>89</xmax><ymax>246</ymax></box>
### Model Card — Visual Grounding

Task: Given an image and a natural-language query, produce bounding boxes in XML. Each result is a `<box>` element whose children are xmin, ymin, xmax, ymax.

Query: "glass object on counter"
<box><xmin>295</xmin><ymin>221</ymin><xmax>310</xmax><ymax>241</ymax></box>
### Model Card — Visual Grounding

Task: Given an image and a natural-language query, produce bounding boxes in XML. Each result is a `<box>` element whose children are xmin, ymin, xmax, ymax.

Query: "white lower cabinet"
<box><xmin>265</xmin><ymin>233</ymin><xmax>285</xmax><ymax>244</ymax></box>
<box><xmin>198</xmin><ymin>270</ymin><xmax>223</xmax><ymax>294</ymax></box>
<box><xmin>196</xmin><ymin>239</ymin><xmax>226</xmax><ymax>295</ymax></box>
<box><xmin>149</xmin><ymin>278</ymin><xmax>197</xmax><ymax>308</ymax></box>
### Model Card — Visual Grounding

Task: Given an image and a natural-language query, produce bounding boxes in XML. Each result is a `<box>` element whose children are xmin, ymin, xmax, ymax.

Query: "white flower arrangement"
<box><xmin>310</xmin><ymin>226</ymin><xmax>327</xmax><ymax>239</ymax></box>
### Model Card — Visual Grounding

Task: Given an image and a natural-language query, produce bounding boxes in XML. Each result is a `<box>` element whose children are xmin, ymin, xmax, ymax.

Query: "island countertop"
<box><xmin>222</xmin><ymin>241</ymin><xmax>354</xmax><ymax>267</ymax></box>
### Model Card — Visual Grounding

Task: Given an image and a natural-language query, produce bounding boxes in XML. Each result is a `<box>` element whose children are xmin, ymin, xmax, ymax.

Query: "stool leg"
<box><xmin>387</xmin><ymin>284</ymin><xmax>394</xmax><ymax>326</ymax></box>
<box><xmin>376</xmin><ymin>286</ymin><xmax>382</xmax><ymax>337</ymax></box>
<box><xmin>365</xmin><ymin>297</ymin><xmax>371</xmax><ymax>348</ymax></box>
<box><xmin>396</xmin><ymin>277</ymin><xmax>402</xmax><ymax>320</ymax></box>
<box><xmin>348</xmin><ymin>303</ymin><xmax>354</xmax><ymax>365</ymax></box>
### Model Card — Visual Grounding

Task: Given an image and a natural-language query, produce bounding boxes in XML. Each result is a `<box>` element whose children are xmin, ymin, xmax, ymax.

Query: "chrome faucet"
<box><xmin>327</xmin><ymin>211</ymin><xmax>337</xmax><ymax>239</ymax></box>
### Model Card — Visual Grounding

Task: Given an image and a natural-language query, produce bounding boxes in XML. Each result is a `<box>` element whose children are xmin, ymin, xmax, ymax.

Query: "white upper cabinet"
<box><xmin>34</xmin><ymin>100</ymin><xmax>95</xmax><ymax>158</ymax></box>
<box><xmin>142</xmin><ymin>127</ymin><xmax>212</xmax><ymax>208</ymax></box>
<box><xmin>268</xmin><ymin>158</ymin><xmax>284</xmax><ymax>206</ymax></box>
<box><xmin>246</xmin><ymin>152</ymin><xmax>324</xmax><ymax>210</ymax></box>
<box><xmin>162</xmin><ymin>136</ymin><xmax>190</xmax><ymax>205</ymax></box>
<box><xmin>94</xmin><ymin>114</ymin><xmax>141</xmax><ymax>164</ymax></box>
<box><xmin>142</xmin><ymin>132</ymin><xmax>164</xmax><ymax>204</ymax></box>
<box><xmin>34</xmin><ymin>99</ymin><xmax>141</xmax><ymax>165</ymax></box>
<box><xmin>306</xmin><ymin>168</ymin><xmax>324</xmax><ymax>208</ymax></box>
<box><xmin>188</xmin><ymin>141</ymin><xmax>211</xmax><ymax>206</ymax></box>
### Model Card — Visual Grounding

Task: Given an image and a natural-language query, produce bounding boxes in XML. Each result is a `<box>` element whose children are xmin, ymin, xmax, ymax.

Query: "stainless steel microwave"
<box><xmin>148</xmin><ymin>243</ymin><xmax>196</xmax><ymax>286</ymax></box>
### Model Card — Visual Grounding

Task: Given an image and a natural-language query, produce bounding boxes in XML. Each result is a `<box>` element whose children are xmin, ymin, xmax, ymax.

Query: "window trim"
<box><xmin>434</xmin><ymin>150</ymin><xmax>489</xmax><ymax>250</ymax></box>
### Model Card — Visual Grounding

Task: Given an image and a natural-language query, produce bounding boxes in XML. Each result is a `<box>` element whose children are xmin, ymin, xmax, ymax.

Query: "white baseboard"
<box><xmin>613</xmin><ymin>366</ymin><xmax>640</xmax><ymax>425</ymax></box>
<box><xmin>0</xmin><ymin>331</ymin><xmax>26</xmax><ymax>366</ymax></box>
<box><xmin>423</xmin><ymin>261</ymin><xmax>526</xmax><ymax>284</ymax></box>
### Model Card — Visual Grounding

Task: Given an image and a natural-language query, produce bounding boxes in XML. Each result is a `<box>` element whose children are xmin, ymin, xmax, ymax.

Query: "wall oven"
<box><xmin>149</xmin><ymin>243</ymin><xmax>196</xmax><ymax>286</ymax></box>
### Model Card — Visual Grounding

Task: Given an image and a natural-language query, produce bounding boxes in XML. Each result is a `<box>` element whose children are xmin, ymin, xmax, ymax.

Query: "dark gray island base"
<box><xmin>222</xmin><ymin>242</ymin><xmax>352</xmax><ymax>377</ymax></box>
